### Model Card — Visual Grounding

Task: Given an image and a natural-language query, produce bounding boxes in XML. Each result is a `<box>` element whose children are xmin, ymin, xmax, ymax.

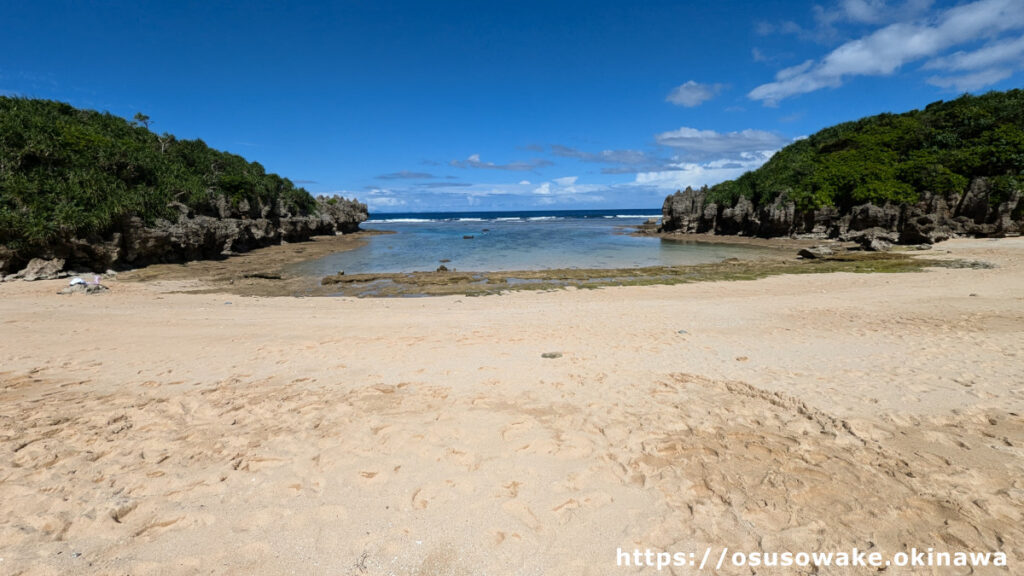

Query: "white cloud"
<box><xmin>840</xmin><ymin>0</ymin><xmax>889</xmax><ymax>23</ymax></box>
<box><xmin>536</xmin><ymin>194</ymin><xmax>606</xmax><ymax>206</ymax></box>
<box><xmin>449</xmin><ymin>153</ymin><xmax>552</xmax><ymax>171</ymax></box>
<box><xmin>632</xmin><ymin>151</ymin><xmax>777</xmax><ymax>192</ymax></box>
<box><xmin>829</xmin><ymin>0</ymin><xmax>934</xmax><ymax>25</ymax></box>
<box><xmin>665</xmin><ymin>81</ymin><xmax>724</xmax><ymax>107</ymax></box>
<box><xmin>360</xmin><ymin>177</ymin><xmax>601</xmax><ymax>204</ymax></box>
<box><xmin>927</xmin><ymin>68</ymin><xmax>1013</xmax><ymax>91</ymax></box>
<box><xmin>354</xmin><ymin>188</ymin><xmax>407</xmax><ymax>210</ymax></box>
<box><xmin>777</xmin><ymin>59</ymin><xmax>815</xmax><ymax>80</ymax></box>
<box><xmin>654</xmin><ymin>127</ymin><xmax>786</xmax><ymax>159</ymax></box>
<box><xmin>367</xmin><ymin>196</ymin><xmax>406</xmax><ymax>208</ymax></box>
<box><xmin>550</xmin><ymin>145</ymin><xmax>646</xmax><ymax>164</ymax></box>
<box><xmin>758</xmin><ymin>1</ymin><xmax>934</xmax><ymax>44</ymax></box>
<box><xmin>749</xmin><ymin>0</ymin><xmax>1024</xmax><ymax>104</ymax></box>
<box><xmin>549</xmin><ymin>145</ymin><xmax>656</xmax><ymax>172</ymax></box>
<box><xmin>530</xmin><ymin>176</ymin><xmax>602</xmax><ymax>200</ymax></box>
<box><xmin>924</xmin><ymin>34</ymin><xmax>1024</xmax><ymax>71</ymax></box>
<box><xmin>756</xmin><ymin>19</ymin><xmax>812</xmax><ymax>39</ymax></box>
<box><xmin>376</xmin><ymin>170</ymin><xmax>436</xmax><ymax>180</ymax></box>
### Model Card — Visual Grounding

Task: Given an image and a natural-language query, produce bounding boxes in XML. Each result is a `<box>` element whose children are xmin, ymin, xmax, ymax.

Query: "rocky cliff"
<box><xmin>0</xmin><ymin>97</ymin><xmax>372</xmax><ymax>280</ymax></box>
<box><xmin>661</xmin><ymin>177</ymin><xmax>1022</xmax><ymax>247</ymax></box>
<box><xmin>659</xmin><ymin>91</ymin><xmax>1024</xmax><ymax>247</ymax></box>
<box><xmin>1</xmin><ymin>196</ymin><xmax>367</xmax><ymax>278</ymax></box>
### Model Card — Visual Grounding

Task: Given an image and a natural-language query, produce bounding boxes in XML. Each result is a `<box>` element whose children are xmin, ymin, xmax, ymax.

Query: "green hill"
<box><xmin>662</xmin><ymin>90</ymin><xmax>1024</xmax><ymax>243</ymax></box>
<box><xmin>0</xmin><ymin>97</ymin><xmax>366</xmax><ymax>275</ymax></box>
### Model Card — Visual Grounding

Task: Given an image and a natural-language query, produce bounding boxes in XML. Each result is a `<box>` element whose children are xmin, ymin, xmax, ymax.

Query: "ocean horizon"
<box><xmin>288</xmin><ymin>208</ymin><xmax>775</xmax><ymax>277</ymax></box>
<box><xmin>364</xmin><ymin>208</ymin><xmax>664</xmax><ymax>223</ymax></box>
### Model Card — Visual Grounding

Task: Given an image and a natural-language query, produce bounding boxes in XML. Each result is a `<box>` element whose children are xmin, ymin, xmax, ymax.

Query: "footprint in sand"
<box><xmin>501</xmin><ymin>500</ymin><xmax>542</xmax><ymax>532</ymax></box>
<box><xmin>411</xmin><ymin>486</ymin><xmax>435</xmax><ymax>510</ymax></box>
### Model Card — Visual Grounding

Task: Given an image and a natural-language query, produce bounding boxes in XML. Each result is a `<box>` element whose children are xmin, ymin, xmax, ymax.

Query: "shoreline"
<box><xmin>317</xmin><ymin>251</ymin><xmax>978</xmax><ymax>297</ymax></box>
<box><xmin>108</xmin><ymin>226</ymin><xmax>982</xmax><ymax>298</ymax></box>
<box><xmin>638</xmin><ymin>229</ymin><xmax>852</xmax><ymax>249</ymax></box>
<box><xmin>115</xmin><ymin>230</ymin><xmax>388</xmax><ymax>297</ymax></box>
<box><xmin>0</xmin><ymin>237</ymin><xmax>1021</xmax><ymax>574</ymax></box>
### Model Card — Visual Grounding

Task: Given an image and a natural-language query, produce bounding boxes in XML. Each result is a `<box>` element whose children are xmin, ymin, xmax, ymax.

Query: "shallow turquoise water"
<box><xmin>287</xmin><ymin>212</ymin><xmax>776</xmax><ymax>276</ymax></box>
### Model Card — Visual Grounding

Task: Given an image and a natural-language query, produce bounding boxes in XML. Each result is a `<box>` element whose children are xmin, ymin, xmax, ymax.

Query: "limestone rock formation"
<box><xmin>661</xmin><ymin>178</ymin><xmax>1022</xmax><ymax>245</ymax></box>
<box><xmin>14</xmin><ymin>258</ymin><xmax>66</xmax><ymax>281</ymax></box>
<box><xmin>1</xmin><ymin>196</ymin><xmax>367</xmax><ymax>277</ymax></box>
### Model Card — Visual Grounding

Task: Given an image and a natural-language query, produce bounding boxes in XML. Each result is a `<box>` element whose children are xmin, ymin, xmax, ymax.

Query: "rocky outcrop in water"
<box><xmin>661</xmin><ymin>177</ymin><xmax>1022</xmax><ymax>247</ymax></box>
<box><xmin>797</xmin><ymin>246</ymin><xmax>835</xmax><ymax>259</ymax></box>
<box><xmin>1</xmin><ymin>196</ymin><xmax>367</xmax><ymax>278</ymax></box>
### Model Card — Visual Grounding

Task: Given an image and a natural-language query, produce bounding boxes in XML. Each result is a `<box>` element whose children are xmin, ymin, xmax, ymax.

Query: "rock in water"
<box><xmin>797</xmin><ymin>246</ymin><xmax>835</xmax><ymax>259</ymax></box>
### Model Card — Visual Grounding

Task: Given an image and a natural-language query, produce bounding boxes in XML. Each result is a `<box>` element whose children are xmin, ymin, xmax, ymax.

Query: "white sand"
<box><xmin>1</xmin><ymin>238</ymin><xmax>1022</xmax><ymax>575</ymax></box>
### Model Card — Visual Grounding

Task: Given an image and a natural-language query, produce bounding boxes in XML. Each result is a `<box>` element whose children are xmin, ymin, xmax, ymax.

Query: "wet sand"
<box><xmin>117</xmin><ymin>230</ymin><xmax>954</xmax><ymax>298</ymax></box>
<box><xmin>116</xmin><ymin>230</ymin><xmax>386</xmax><ymax>297</ymax></box>
<box><xmin>1</xmin><ymin>237</ymin><xmax>1022</xmax><ymax>575</ymax></box>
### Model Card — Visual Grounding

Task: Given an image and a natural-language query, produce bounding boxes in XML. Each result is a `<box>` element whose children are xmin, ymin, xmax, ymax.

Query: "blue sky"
<box><xmin>2</xmin><ymin>0</ymin><xmax>1023</xmax><ymax>212</ymax></box>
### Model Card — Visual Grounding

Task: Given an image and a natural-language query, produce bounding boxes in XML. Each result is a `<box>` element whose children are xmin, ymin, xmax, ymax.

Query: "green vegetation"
<box><xmin>707</xmin><ymin>90</ymin><xmax>1024</xmax><ymax>211</ymax></box>
<box><xmin>0</xmin><ymin>97</ymin><xmax>318</xmax><ymax>253</ymax></box>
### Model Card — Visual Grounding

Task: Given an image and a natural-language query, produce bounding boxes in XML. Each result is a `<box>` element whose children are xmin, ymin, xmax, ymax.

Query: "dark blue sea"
<box><xmin>288</xmin><ymin>209</ymin><xmax>774</xmax><ymax>275</ymax></box>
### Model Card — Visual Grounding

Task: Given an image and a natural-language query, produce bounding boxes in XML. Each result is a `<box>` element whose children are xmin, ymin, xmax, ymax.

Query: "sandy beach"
<box><xmin>1</xmin><ymin>237</ymin><xmax>1022</xmax><ymax>575</ymax></box>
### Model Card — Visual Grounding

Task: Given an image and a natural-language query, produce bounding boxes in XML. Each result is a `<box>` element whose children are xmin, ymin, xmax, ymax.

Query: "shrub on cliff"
<box><xmin>705</xmin><ymin>89</ymin><xmax>1024</xmax><ymax>212</ymax></box>
<box><xmin>0</xmin><ymin>97</ymin><xmax>332</xmax><ymax>255</ymax></box>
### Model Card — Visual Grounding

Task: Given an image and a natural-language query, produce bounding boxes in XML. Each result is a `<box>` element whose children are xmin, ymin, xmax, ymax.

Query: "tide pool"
<box><xmin>287</xmin><ymin>210</ymin><xmax>777</xmax><ymax>277</ymax></box>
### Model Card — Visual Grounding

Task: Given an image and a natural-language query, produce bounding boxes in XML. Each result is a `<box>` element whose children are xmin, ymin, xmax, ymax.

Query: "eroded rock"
<box><xmin>58</xmin><ymin>283</ymin><xmax>109</xmax><ymax>295</ymax></box>
<box><xmin>19</xmin><ymin>258</ymin><xmax>66</xmax><ymax>281</ymax></box>
<box><xmin>660</xmin><ymin>177</ymin><xmax>1022</xmax><ymax>245</ymax></box>
<box><xmin>797</xmin><ymin>246</ymin><xmax>835</xmax><ymax>259</ymax></box>
<box><xmin>1</xmin><ymin>196</ymin><xmax>368</xmax><ymax>274</ymax></box>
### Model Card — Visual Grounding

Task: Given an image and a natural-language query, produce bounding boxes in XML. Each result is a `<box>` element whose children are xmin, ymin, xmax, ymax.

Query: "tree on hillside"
<box><xmin>703</xmin><ymin>89</ymin><xmax>1024</xmax><ymax>211</ymax></box>
<box><xmin>0</xmin><ymin>97</ymin><xmax>320</xmax><ymax>250</ymax></box>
